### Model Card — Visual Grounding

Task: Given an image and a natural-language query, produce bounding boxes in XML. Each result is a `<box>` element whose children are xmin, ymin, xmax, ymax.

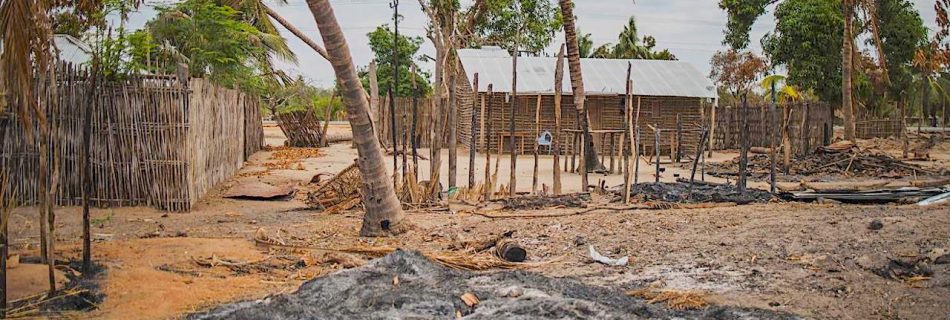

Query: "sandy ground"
<box><xmin>5</xmin><ymin>123</ymin><xmax>949</xmax><ymax>319</ymax></box>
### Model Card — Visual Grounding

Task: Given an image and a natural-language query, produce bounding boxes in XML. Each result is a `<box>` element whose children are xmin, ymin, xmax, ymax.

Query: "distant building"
<box><xmin>53</xmin><ymin>34</ymin><xmax>93</xmax><ymax>65</ymax></box>
<box><xmin>455</xmin><ymin>47</ymin><xmax>716</xmax><ymax>156</ymax></box>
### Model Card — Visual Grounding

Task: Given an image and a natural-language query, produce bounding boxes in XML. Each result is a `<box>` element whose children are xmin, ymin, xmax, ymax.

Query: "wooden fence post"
<box><xmin>448</xmin><ymin>63</ymin><xmax>459</xmax><ymax>189</ymax></box>
<box><xmin>411</xmin><ymin>64</ymin><xmax>419</xmax><ymax>180</ymax></box>
<box><xmin>469</xmin><ymin>73</ymin><xmax>479</xmax><ymax>189</ymax></box>
<box><xmin>509</xmin><ymin>52</ymin><xmax>518</xmax><ymax>197</ymax></box>
<box><xmin>634</xmin><ymin>97</ymin><xmax>641</xmax><ymax>184</ymax></box>
<box><xmin>532</xmin><ymin>94</ymin><xmax>541</xmax><ymax>194</ymax></box>
<box><xmin>738</xmin><ymin>95</ymin><xmax>749</xmax><ymax>193</ymax></box>
<box><xmin>484</xmin><ymin>84</ymin><xmax>494</xmax><ymax>200</ymax></box>
<box><xmin>622</xmin><ymin>63</ymin><xmax>632</xmax><ymax>203</ymax></box>
<box><xmin>654</xmin><ymin>127</ymin><xmax>661</xmax><ymax>183</ymax></box>
<box><xmin>552</xmin><ymin>45</ymin><xmax>565</xmax><ymax>195</ymax></box>
<box><xmin>675</xmin><ymin>114</ymin><xmax>682</xmax><ymax>163</ymax></box>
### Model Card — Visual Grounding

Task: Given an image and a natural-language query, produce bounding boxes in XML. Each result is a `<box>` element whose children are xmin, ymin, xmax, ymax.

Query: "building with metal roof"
<box><xmin>457</xmin><ymin>48</ymin><xmax>716</xmax><ymax>99</ymax></box>
<box><xmin>452</xmin><ymin>48</ymin><xmax>713</xmax><ymax>160</ymax></box>
<box><xmin>53</xmin><ymin>34</ymin><xmax>93</xmax><ymax>65</ymax></box>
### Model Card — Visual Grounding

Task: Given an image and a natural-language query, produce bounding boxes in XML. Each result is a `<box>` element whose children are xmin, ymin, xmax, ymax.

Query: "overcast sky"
<box><xmin>128</xmin><ymin>0</ymin><xmax>940</xmax><ymax>88</ymax></box>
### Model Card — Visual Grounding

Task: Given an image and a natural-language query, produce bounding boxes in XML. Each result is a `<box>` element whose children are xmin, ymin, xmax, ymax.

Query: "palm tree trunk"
<box><xmin>558</xmin><ymin>0</ymin><xmax>603</xmax><ymax>190</ymax></box>
<box><xmin>266</xmin><ymin>5</ymin><xmax>329</xmax><ymax>61</ymax></box>
<box><xmin>842</xmin><ymin>0</ymin><xmax>855</xmax><ymax>141</ymax></box>
<box><xmin>306</xmin><ymin>0</ymin><xmax>406</xmax><ymax>236</ymax></box>
<box><xmin>368</xmin><ymin>60</ymin><xmax>380</xmax><ymax>134</ymax></box>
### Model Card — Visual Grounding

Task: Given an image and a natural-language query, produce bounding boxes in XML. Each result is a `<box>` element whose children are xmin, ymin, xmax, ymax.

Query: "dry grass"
<box><xmin>626</xmin><ymin>288</ymin><xmax>709</xmax><ymax>310</ymax></box>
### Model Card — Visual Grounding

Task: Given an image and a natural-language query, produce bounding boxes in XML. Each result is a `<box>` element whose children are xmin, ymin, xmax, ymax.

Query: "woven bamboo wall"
<box><xmin>0</xmin><ymin>64</ymin><xmax>263</xmax><ymax>212</ymax></box>
<box><xmin>709</xmin><ymin>102</ymin><xmax>832</xmax><ymax>155</ymax></box>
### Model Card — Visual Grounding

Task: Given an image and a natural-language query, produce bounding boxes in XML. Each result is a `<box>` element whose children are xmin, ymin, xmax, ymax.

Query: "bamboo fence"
<box><xmin>709</xmin><ymin>102</ymin><xmax>831</xmax><ymax>156</ymax></box>
<box><xmin>0</xmin><ymin>63</ymin><xmax>262</xmax><ymax>212</ymax></box>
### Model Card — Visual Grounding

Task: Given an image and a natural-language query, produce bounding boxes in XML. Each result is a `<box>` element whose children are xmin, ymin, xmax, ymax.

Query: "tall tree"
<box><xmin>762</xmin><ymin>0</ymin><xmax>843</xmax><ymax>104</ymax></box>
<box><xmin>306</xmin><ymin>0</ymin><xmax>407</xmax><ymax>236</ymax></box>
<box><xmin>360</xmin><ymin>25</ymin><xmax>432</xmax><ymax>97</ymax></box>
<box><xmin>842</xmin><ymin>0</ymin><xmax>856</xmax><ymax>140</ymax></box>
<box><xmin>559</xmin><ymin>0</ymin><xmax>604</xmax><ymax>186</ymax></box>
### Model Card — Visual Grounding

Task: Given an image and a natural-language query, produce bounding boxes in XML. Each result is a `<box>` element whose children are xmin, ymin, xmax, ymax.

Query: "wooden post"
<box><xmin>532</xmin><ymin>94</ymin><xmax>541</xmax><ymax>194</ymax></box>
<box><xmin>469</xmin><ymin>74</ymin><xmax>479</xmax><ymax>189</ymax></box>
<box><xmin>654</xmin><ymin>127</ymin><xmax>661</xmax><ymax>183</ymax></box>
<box><xmin>801</xmin><ymin>102</ymin><xmax>810</xmax><ymax>156</ymax></box>
<box><xmin>570</xmin><ymin>132</ymin><xmax>577</xmax><ymax>172</ymax></box>
<box><xmin>509</xmin><ymin>52</ymin><xmax>518</xmax><ymax>197</ymax></box>
<box><xmin>634</xmin><ymin>97</ymin><xmax>642</xmax><ymax>184</ymax></box>
<box><xmin>738</xmin><ymin>95</ymin><xmax>749</xmax><ymax>193</ymax></box>
<box><xmin>768</xmin><ymin>80</ymin><xmax>778</xmax><ymax>194</ymax></box>
<box><xmin>688</xmin><ymin>128</ymin><xmax>709</xmax><ymax>195</ymax></box>
<box><xmin>448</xmin><ymin>61</ymin><xmax>459</xmax><ymax>189</ymax></box>
<box><xmin>900</xmin><ymin>97</ymin><xmax>908</xmax><ymax>158</ymax></box>
<box><xmin>782</xmin><ymin>105</ymin><xmax>791</xmax><ymax>175</ymax></box>
<box><xmin>388</xmin><ymin>88</ymin><xmax>398</xmax><ymax>185</ymax></box>
<box><xmin>708</xmin><ymin>99</ymin><xmax>717</xmax><ymax>158</ymax></box>
<box><xmin>675</xmin><ymin>114</ymin><xmax>682</xmax><ymax>163</ymax></box>
<box><xmin>484</xmin><ymin>84</ymin><xmax>494</xmax><ymax>200</ymax></box>
<box><xmin>552</xmin><ymin>45</ymin><xmax>565</xmax><ymax>195</ymax></box>
<box><xmin>82</xmin><ymin>61</ymin><xmax>100</xmax><ymax>275</ymax></box>
<box><xmin>369</xmin><ymin>60</ymin><xmax>380</xmax><ymax>139</ymax></box>
<box><xmin>411</xmin><ymin>64</ymin><xmax>419</xmax><ymax>180</ymax></box>
<box><xmin>622</xmin><ymin>63</ymin><xmax>633</xmax><ymax>203</ymax></box>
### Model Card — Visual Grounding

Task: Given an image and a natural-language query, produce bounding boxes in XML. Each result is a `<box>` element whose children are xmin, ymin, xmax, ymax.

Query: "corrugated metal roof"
<box><xmin>53</xmin><ymin>34</ymin><xmax>92</xmax><ymax>65</ymax></box>
<box><xmin>458</xmin><ymin>49</ymin><xmax>716</xmax><ymax>99</ymax></box>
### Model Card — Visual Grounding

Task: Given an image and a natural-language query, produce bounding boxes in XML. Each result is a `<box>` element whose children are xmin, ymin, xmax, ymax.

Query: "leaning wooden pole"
<box><xmin>622</xmin><ymin>62</ymin><xmax>633</xmax><ymax>203</ymax></box>
<box><xmin>552</xmin><ymin>45</ymin><xmax>565</xmax><ymax>195</ymax></box>
<box><xmin>469</xmin><ymin>73</ymin><xmax>479</xmax><ymax>189</ymax></box>
<box><xmin>688</xmin><ymin>128</ymin><xmax>710</xmax><ymax>194</ymax></box>
<box><xmin>484</xmin><ymin>84</ymin><xmax>494</xmax><ymax>200</ymax></box>
<box><xmin>307</xmin><ymin>0</ymin><xmax>406</xmax><ymax>236</ymax></box>
<box><xmin>654</xmin><ymin>126</ymin><xmax>660</xmax><ymax>184</ymax></box>
<box><xmin>532</xmin><ymin>94</ymin><xmax>541</xmax><ymax>194</ymax></box>
<box><xmin>509</xmin><ymin>50</ymin><xmax>518</xmax><ymax>197</ymax></box>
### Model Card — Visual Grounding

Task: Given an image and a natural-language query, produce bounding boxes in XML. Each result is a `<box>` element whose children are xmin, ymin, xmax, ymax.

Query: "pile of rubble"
<box><xmin>706</xmin><ymin>142</ymin><xmax>946</xmax><ymax>180</ymax></box>
<box><xmin>501</xmin><ymin>193</ymin><xmax>591</xmax><ymax>210</ymax></box>
<box><xmin>620</xmin><ymin>182</ymin><xmax>773</xmax><ymax>205</ymax></box>
<box><xmin>188</xmin><ymin>250</ymin><xmax>797</xmax><ymax>320</ymax></box>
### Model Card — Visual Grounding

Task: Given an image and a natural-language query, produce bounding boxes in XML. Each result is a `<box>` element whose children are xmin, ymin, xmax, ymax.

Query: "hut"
<box><xmin>455</xmin><ymin>47</ymin><xmax>716</xmax><ymax>158</ymax></box>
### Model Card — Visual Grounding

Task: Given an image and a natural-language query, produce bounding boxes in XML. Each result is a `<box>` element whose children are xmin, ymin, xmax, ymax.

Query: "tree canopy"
<box><xmin>719</xmin><ymin>0</ymin><xmax>776</xmax><ymax>50</ymax></box>
<box><xmin>582</xmin><ymin>17</ymin><xmax>676</xmax><ymax>60</ymax></box>
<box><xmin>126</xmin><ymin>0</ymin><xmax>283</xmax><ymax>91</ymax></box>
<box><xmin>709</xmin><ymin>49</ymin><xmax>768</xmax><ymax>98</ymax></box>
<box><xmin>762</xmin><ymin>0</ymin><xmax>843</xmax><ymax>103</ymax></box>
<box><xmin>360</xmin><ymin>24</ymin><xmax>432</xmax><ymax>97</ymax></box>
<box><xmin>473</xmin><ymin>0</ymin><xmax>562</xmax><ymax>53</ymax></box>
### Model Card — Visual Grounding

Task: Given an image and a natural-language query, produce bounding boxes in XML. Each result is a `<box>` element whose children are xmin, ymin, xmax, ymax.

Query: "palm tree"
<box><xmin>305</xmin><ymin>0</ymin><xmax>406</xmax><ymax>237</ymax></box>
<box><xmin>842</xmin><ymin>0</ymin><xmax>856</xmax><ymax>141</ymax></box>
<box><xmin>558</xmin><ymin>0</ymin><xmax>603</xmax><ymax>188</ymax></box>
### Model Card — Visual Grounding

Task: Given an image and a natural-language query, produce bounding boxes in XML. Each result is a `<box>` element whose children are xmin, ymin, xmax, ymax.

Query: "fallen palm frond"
<box><xmin>626</xmin><ymin>288</ymin><xmax>708</xmax><ymax>310</ymax></box>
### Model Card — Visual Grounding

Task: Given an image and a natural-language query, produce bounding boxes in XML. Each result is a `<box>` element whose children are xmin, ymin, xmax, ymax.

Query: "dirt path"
<box><xmin>5</xmin><ymin>126</ymin><xmax>949</xmax><ymax>319</ymax></box>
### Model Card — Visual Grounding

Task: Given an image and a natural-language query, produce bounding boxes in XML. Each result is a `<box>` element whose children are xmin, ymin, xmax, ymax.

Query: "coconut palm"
<box><xmin>305</xmin><ymin>0</ymin><xmax>406</xmax><ymax>237</ymax></box>
<box><xmin>558</xmin><ymin>0</ymin><xmax>604</xmax><ymax>186</ymax></box>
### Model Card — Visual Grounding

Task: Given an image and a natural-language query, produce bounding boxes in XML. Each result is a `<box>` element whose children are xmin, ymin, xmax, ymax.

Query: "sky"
<box><xmin>128</xmin><ymin>0</ymin><xmax>941</xmax><ymax>88</ymax></box>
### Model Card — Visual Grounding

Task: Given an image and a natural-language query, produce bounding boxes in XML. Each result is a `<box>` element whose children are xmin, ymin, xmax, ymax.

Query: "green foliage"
<box><xmin>719</xmin><ymin>0</ymin><xmax>776</xmax><ymax>50</ymax></box>
<box><xmin>577</xmin><ymin>28</ymin><xmax>593</xmax><ymax>58</ymax></box>
<box><xmin>762</xmin><ymin>0</ymin><xmax>843</xmax><ymax>103</ymax></box>
<box><xmin>583</xmin><ymin>17</ymin><xmax>676</xmax><ymax>60</ymax></box>
<box><xmin>875</xmin><ymin>0</ymin><xmax>927</xmax><ymax>96</ymax></box>
<box><xmin>474</xmin><ymin>0</ymin><xmax>562</xmax><ymax>54</ymax></box>
<box><xmin>361</xmin><ymin>25</ymin><xmax>432</xmax><ymax>97</ymax></box>
<box><xmin>125</xmin><ymin>0</ymin><xmax>274</xmax><ymax>91</ymax></box>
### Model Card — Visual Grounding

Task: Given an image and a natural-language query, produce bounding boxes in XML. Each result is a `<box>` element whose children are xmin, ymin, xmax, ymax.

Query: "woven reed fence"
<box><xmin>709</xmin><ymin>102</ymin><xmax>831</xmax><ymax>156</ymax></box>
<box><xmin>377</xmin><ymin>96</ymin><xmax>440</xmax><ymax>148</ymax></box>
<box><xmin>0</xmin><ymin>64</ymin><xmax>263</xmax><ymax>212</ymax></box>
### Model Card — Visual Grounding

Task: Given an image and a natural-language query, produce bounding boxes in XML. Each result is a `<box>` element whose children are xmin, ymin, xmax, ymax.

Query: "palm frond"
<box><xmin>0</xmin><ymin>0</ymin><xmax>54</xmax><ymax>133</ymax></box>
